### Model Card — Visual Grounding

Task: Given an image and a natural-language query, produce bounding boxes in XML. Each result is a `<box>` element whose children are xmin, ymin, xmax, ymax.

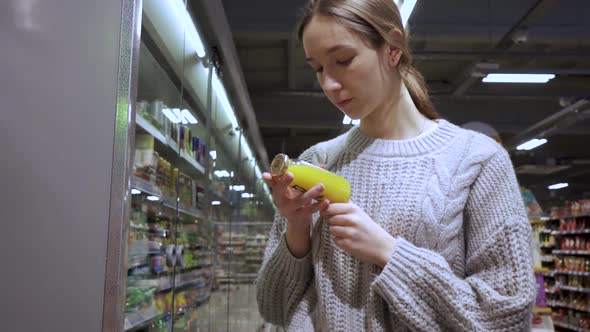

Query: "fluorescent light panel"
<box><xmin>214</xmin><ymin>170</ymin><xmax>231</xmax><ymax>178</ymax></box>
<box><xmin>397</xmin><ymin>0</ymin><xmax>417</xmax><ymax>27</ymax></box>
<box><xmin>131</xmin><ymin>189</ymin><xmax>141</xmax><ymax>195</ymax></box>
<box><xmin>516</xmin><ymin>138</ymin><xmax>548</xmax><ymax>151</ymax></box>
<box><xmin>211</xmin><ymin>201</ymin><xmax>221</xmax><ymax>205</ymax></box>
<box><xmin>548</xmin><ymin>183</ymin><xmax>568</xmax><ymax>190</ymax></box>
<box><xmin>240</xmin><ymin>136</ymin><xmax>254</xmax><ymax>161</ymax></box>
<box><xmin>482</xmin><ymin>74</ymin><xmax>555</xmax><ymax>83</ymax></box>
<box><xmin>146</xmin><ymin>195</ymin><xmax>160</xmax><ymax>201</ymax></box>
<box><xmin>231</xmin><ymin>185</ymin><xmax>245</xmax><ymax>192</ymax></box>
<box><xmin>209</xmin><ymin>150</ymin><xmax>217</xmax><ymax>160</ymax></box>
<box><xmin>169</xmin><ymin>0</ymin><xmax>206</xmax><ymax>57</ymax></box>
<box><xmin>212</xmin><ymin>72</ymin><xmax>239</xmax><ymax>130</ymax></box>
<box><xmin>162</xmin><ymin>108</ymin><xmax>198</xmax><ymax>124</ymax></box>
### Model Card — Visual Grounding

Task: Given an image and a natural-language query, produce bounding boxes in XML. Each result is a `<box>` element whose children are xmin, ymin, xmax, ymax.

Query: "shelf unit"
<box><xmin>532</xmin><ymin>208</ymin><xmax>590</xmax><ymax>332</ymax></box>
<box><xmin>214</xmin><ymin>222</ymin><xmax>271</xmax><ymax>284</ymax></box>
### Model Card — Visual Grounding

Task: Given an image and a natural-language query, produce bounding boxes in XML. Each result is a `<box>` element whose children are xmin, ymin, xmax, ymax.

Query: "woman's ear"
<box><xmin>386</xmin><ymin>28</ymin><xmax>404</xmax><ymax>67</ymax></box>
<box><xmin>388</xmin><ymin>46</ymin><xmax>402</xmax><ymax>67</ymax></box>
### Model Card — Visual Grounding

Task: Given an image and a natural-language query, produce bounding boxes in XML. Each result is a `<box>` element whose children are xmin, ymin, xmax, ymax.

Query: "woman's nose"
<box><xmin>321</xmin><ymin>74</ymin><xmax>342</xmax><ymax>92</ymax></box>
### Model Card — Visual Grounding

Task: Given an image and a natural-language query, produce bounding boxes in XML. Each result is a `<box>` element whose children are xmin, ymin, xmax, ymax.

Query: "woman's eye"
<box><xmin>337</xmin><ymin>57</ymin><xmax>354</xmax><ymax>66</ymax></box>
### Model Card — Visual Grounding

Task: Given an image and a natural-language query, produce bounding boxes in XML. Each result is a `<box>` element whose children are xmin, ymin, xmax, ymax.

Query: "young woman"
<box><xmin>256</xmin><ymin>0</ymin><xmax>535</xmax><ymax>331</ymax></box>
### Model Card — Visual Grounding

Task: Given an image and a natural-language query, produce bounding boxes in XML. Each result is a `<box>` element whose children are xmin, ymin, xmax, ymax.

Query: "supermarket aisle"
<box><xmin>193</xmin><ymin>283</ymin><xmax>281</xmax><ymax>332</ymax></box>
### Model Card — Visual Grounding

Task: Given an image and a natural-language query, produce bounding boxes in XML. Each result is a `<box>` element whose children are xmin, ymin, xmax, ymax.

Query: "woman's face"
<box><xmin>302</xmin><ymin>15</ymin><xmax>397</xmax><ymax>121</ymax></box>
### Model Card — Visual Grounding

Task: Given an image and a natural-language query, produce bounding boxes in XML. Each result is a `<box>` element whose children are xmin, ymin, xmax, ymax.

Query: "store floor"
<box><xmin>191</xmin><ymin>283</ymin><xmax>282</xmax><ymax>332</ymax></box>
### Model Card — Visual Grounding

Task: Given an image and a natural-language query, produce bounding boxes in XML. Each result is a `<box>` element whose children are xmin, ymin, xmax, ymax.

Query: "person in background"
<box><xmin>256</xmin><ymin>0</ymin><xmax>535</xmax><ymax>330</ymax></box>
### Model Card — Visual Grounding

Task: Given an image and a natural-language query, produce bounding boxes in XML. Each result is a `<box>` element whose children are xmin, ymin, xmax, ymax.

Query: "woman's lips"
<box><xmin>336</xmin><ymin>98</ymin><xmax>352</xmax><ymax>108</ymax></box>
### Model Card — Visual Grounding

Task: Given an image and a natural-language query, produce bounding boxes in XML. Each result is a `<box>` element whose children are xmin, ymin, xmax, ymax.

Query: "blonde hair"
<box><xmin>297</xmin><ymin>0</ymin><xmax>439</xmax><ymax>119</ymax></box>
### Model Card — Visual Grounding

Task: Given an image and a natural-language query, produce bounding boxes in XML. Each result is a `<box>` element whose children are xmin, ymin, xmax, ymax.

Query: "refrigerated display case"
<box><xmin>121</xmin><ymin>0</ymin><xmax>274</xmax><ymax>331</ymax></box>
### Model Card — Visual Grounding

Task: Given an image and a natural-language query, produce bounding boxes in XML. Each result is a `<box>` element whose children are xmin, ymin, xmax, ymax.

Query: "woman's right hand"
<box><xmin>262</xmin><ymin>171</ymin><xmax>330</xmax><ymax>257</ymax></box>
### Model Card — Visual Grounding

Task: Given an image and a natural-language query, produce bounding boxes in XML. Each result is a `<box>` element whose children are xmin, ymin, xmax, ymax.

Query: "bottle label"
<box><xmin>291</xmin><ymin>184</ymin><xmax>325</xmax><ymax>200</ymax></box>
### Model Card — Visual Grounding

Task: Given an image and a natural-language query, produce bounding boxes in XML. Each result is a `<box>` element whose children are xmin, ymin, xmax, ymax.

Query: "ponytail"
<box><xmin>401</xmin><ymin>65</ymin><xmax>439</xmax><ymax>119</ymax></box>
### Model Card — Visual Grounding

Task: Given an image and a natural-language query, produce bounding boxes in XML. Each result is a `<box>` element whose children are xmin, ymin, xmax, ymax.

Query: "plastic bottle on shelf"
<box><xmin>270</xmin><ymin>153</ymin><xmax>351</xmax><ymax>203</ymax></box>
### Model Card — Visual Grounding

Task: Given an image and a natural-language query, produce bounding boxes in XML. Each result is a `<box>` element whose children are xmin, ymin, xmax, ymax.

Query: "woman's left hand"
<box><xmin>321</xmin><ymin>201</ymin><xmax>396</xmax><ymax>268</ymax></box>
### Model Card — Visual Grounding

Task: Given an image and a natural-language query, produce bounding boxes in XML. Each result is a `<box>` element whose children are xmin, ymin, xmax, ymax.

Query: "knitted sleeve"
<box><xmin>371</xmin><ymin>148</ymin><xmax>536</xmax><ymax>331</ymax></box>
<box><xmin>255</xmin><ymin>146</ymin><xmax>325</xmax><ymax>329</ymax></box>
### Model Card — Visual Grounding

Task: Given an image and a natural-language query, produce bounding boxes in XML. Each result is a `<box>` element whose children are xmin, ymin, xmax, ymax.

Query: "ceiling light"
<box><xmin>162</xmin><ymin>108</ymin><xmax>198</xmax><ymax>124</ymax></box>
<box><xmin>548</xmin><ymin>183</ymin><xmax>568</xmax><ymax>190</ymax></box>
<box><xmin>169</xmin><ymin>0</ymin><xmax>206</xmax><ymax>57</ymax></box>
<box><xmin>146</xmin><ymin>195</ymin><xmax>160</xmax><ymax>201</ymax></box>
<box><xmin>351</xmin><ymin>119</ymin><xmax>360</xmax><ymax>125</ymax></box>
<box><xmin>214</xmin><ymin>170</ymin><xmax>231</xmax><ymax>178</ymax></box>
<box><xmin>241</xmin><ymin>136</ymin><xmax>254</xmax><ymax>161</ymax></box>
<box><xmin>162</xmin><ymin>108</ymin><xmax>180</xmax><ymax>124</ymax></box>
<box><xmin>397</xmin><ymin>0</ymin><xmax>417</xmax><ymax>27</ymax></box>
<box><xmin>212</xmin><ymin>72</ymin><xmax>239</xmax><ymax>130</ymax></box>
<box><xmin>211</xmin><ymin>201</ymin><xmax>221</xmax><ymax>205</ymax></box>
<box><xmin>131</xmin><ymin>189</ymin><xmax>141</xmax><ymax>195</ymax></box>
<box><xmin>230</xmin><ymin>185</ymin><xmax>245</xmax><ymax>192</ymax></box>
<box><xmin>209</xmin><ymin>150</ymin><xmax>217</xmax><ymax>160</ymax></box>
<box><xmin>342</xmin><ymin>115</ymin><xmax>352</xmax><ymax>125</ymax></box>
<box><xmin>482</xmin><ymin>74</ymin><xmax>555</xmax><ymax>83</ymax></box>
<box><xmin>516</xmin><ymin>138</ymin><xmax>548</xmax><ymax>151</ymax></box>
<box><xmin>242</xmin><ymin>193</ymin><xmax>254</xmax><ymax>198</ymax></box>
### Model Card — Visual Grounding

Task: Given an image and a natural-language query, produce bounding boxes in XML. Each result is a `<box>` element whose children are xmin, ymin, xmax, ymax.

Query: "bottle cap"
<box><xmin>270</xmin><ymin>153</ymin><xmax>289</xmax><ymax>177</ymax></box>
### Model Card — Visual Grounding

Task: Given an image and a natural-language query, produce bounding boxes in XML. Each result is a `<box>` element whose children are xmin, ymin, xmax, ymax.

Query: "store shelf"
<box><xmin>545</xmin><ymin>288</ymin><xmax>558</xmax><ymax>294</ymax></box>
<box><xmin>553</xmin><ymin>321</ymin><xmax>590</xmax><ymax>332</ymax></box>
<box><xmin>128</xmin><ymin>261</ymin><xmax>150</xmax><ymax>270</ymax></box>
<box><xmin>125</xmin><ymin>308</ymin><xmax>166</xmax><ymax>332</ymax></box>
<box><xmin>210</xmin><ymin>191</ymin><xmax>232</xmax><ymax>206</ymax></box>
<box><xmin>555</xmin><ymin>270</ymin><xmax>590</xmax><ymax>277</ymax></box>
<box><xmin>546</xmin><ymin>213</ymin><xmax>590</xmax><ymax>221</ymax></box>
<box><xmin>553</xmin><ymin>250</ymin><xmax>590</xmax><ymax>256</ymax></box>
<box><xmin>136</xmin><ymin>113</ymin><xmax>167</xmax><ymax>146</ymax></box>
<box><xmin>136</xmin><ymin>114</ymin><xmax>206</xmax><ymax>179</ymax></box>
<box><xmin>548</xmin><ymin>302</ymin><xmax>590</xmax><ymax>314</ymax></box>
<box><xmin>531</xmin><ymin>218</ymin><xmax>549</xmax><ymax>225</ymax></box>
<box><xmin>534</xmin><ymin>306</ymin><xmax>552</xmax><ymax>314</ymax></box>
<box><xmin>132</xmin><ymin>176</ymin><xmax>203</xmax><ymax>219</ymax></box>
<box><xmin>552</xmin><ymin>230</ymin><xmax>590</xmax><ymax>236</ymax></box>
<box><xmin>132</xmin><ymin>176</ymin><xmax>161</xmax><ymax>197</ymax></box>
<box><xmin>540</xmin><ymin>229</ymin><xmax>555</xmax><ymax>234</ymax></box>
<box><xmin>560</xmin><ymin>285</ymin><xmax>590</xmax><ymax>294</ymax></box>
<box><xmin>176</xmin><ymin>295</ymin><xmax>211</xmax><ymax>316</ymax></box>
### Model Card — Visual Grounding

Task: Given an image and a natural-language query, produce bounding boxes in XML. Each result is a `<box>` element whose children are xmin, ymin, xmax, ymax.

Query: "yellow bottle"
<box><xmin>270</xmin><ymin>153</ymin><xmax>351</xmax><ymax>203</ymax></box>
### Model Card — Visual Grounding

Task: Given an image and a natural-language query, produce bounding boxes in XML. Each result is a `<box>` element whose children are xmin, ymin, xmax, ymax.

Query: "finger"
<box><xmin>333</xmin><ymin>236</ymin><xmax>349</xmax><ymax>249</ymax></box>
<box><xmin>297</xmin><ymin>183</ymin><xmax>325</xmax><ymax>205</ymax></box>
<box><xmin>328</xmin><ymin>225</ymin><xmax>353</xmax><ymax>239</ymax></box>
<box><xmin>321</xmin><ymin>203</ymin><xmax>355</xmax><ymax>217</ymax></box>
<box><xmin>325</xmin><ymin>215</ymin><xmax>353</xmax><ymax>227</ymax></box>
<box><xmin>262</xmin><ymin>172</ymin><xmax>277</xmax><ymax>187</ymax></box>
<box><xmin>271</xmin><ymin>172</ymin><xmax>294</xmax><ymax>201</ymax></box>
<box><xmin>298</xmin><ymin>199</ymin><xmax>330</xmax><ymax>215</ymax></box>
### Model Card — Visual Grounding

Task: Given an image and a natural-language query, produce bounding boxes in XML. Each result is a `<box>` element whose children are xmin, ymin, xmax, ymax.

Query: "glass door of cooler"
<box><xmin>124</xmin><ymin>0</ymin><xmax>214</xmax><ymax>330</ymax></box>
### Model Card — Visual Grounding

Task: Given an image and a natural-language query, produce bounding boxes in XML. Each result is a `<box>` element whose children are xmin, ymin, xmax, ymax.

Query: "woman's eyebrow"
<box><xmin>306</xmin><ymin>44</ymin><xmax>354</xmax><ymax>62</ymax></box>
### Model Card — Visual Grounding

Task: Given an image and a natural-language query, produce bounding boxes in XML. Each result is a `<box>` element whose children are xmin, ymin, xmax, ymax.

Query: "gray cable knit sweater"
<box><xmin>256</xmin><ymin>120</ymin><xmax>536</xmax><ymax>331</ymax></box>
